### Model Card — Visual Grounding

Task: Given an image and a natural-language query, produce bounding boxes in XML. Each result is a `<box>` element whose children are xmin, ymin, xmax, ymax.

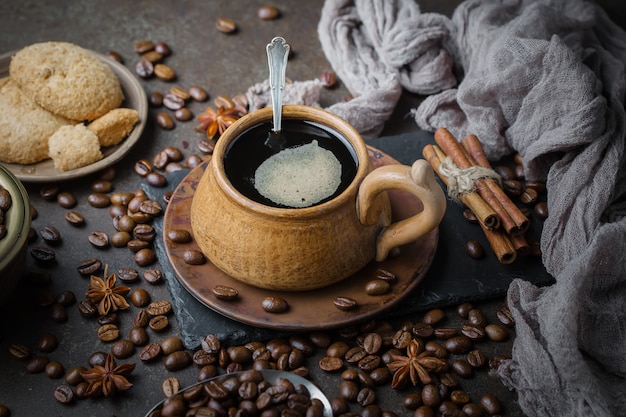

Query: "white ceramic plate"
<box><xmin>0</xmin><ymin>48</ymin><xmax>147</xmax><ymax>182</ymax></box>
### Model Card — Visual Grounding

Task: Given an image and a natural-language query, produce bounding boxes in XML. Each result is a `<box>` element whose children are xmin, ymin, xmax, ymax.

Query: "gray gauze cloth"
<box><xmin>313</xmin><ymin>0</ymin><xmax>626</xmax><ymax>416</ymax></box>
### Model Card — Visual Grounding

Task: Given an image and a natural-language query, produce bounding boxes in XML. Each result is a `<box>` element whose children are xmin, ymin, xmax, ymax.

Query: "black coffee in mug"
<box><xmin>223</xmin><ymin>120</ymin><xmax>359</xmax><ymax>208</ymax></box>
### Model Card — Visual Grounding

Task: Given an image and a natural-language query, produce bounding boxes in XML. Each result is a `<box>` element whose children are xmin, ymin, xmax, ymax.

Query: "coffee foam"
<box><xmin>254</xmin><ymin>140</ymin><xmax>342</xmax><ymax>208</ymax></box>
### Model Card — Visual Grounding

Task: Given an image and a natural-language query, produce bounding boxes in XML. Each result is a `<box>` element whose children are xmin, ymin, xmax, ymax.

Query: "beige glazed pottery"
<box><xmin>190</xmin><ymin>105</ymin><xmax>446</xmax><ymax>291</ymax></box>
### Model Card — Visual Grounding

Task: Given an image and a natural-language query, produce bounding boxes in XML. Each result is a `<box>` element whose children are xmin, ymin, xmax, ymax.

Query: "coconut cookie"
<box><xmin>48</xmin><ymin>124</ymin><xmax>103</xmax><ymax>171</ymax></box>
<box><xmin>87</xmin><ymin>108</ymin><xmax>139</xmax><ymax>147</ymax></box>
<box><xmin>0</xmin><ymin>76</ymin><xmax>73</xmax><ymax>164</ymax></box>
<box><xmin>9</xmin><ymin>41</ymin><xmax>124</xmax><ymax>121</ymax></box>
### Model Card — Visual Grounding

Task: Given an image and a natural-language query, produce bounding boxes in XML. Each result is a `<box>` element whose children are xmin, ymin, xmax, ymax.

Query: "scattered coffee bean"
<box><xmin>98</xmin><ymin>324</ymin><xmax>120</xmax><ymax>342</ymax></box>
<box><xmin>31</xmin><ymin>246</ymin><xmax>56</xmax><ymax>263</ymax></box>
<box><xmin>88</xmin><ymin>230</ymin><xmax>110</xmax><ymax>248</ymax></box>
<box><xmin>480</xmin><ymin>393</ymin><xmax>503</xmax><ymax>415</ymax></box>
<box><xmin>365</xmin><ymin>279</ymin><xmax>390</xmax><ymax>296</ymax></box>
<box><xmin>146</xmin><ymin>171</ymin><xmax>168</xmax><ymax>187</ymax></box>
<box><xmin>147</xmin><ymin>300</ymin><xmax>172</xmax><ymax>316</ymax></box>
<box><xmin>134</xmin><ymin>248</ymin><xmax>156</xmax><ymax>266</ymax></box>
<box><xmin>164</xmin><ymin>350</ymin><xmax>192</xmax><ymax>371</ymax></box>
<box><xmin>485</xmin><ymin>324</ymin><xmax>508</xmax><ymax>342</ymax></box>
<box><xmin>154</xmin><ymin>41</ymin><xmax>171</xmax><ymax>56</ymax></box>
<box><xmin>212</xmin><ymin>285</ymin><xmax>239</xmax><ymax>300</ymax></box>
<box><xmin>149</xmin><ymin>315</ymin><xmax>170</xmax><ymax>332</ymax></box>
<box><xmin>111</xmin><ymin>339</ymin><xmax>136</xmax><ymax>359</ymax></box>
<box><xmin>258</xmin><ymin>5</ymin><xmax>280</xmax><ymax>20</ymax></box>
<box><xmin>45</xmin><ymin>361</ymin><xmax>65</xmax><ymax>379</ymax></box>
<box><xmin>149</xmin><ymin>91</ymin><xmax>164</xmax><ymax>107</ymax></box>
<box><xmin>140</xmin><ymin>342</ymin><xmax>162</xmax><ymax>362</ymax></box>
<box><xmin>56</xmin><ymin>191</ymin><xmax>77</xmax><ymax>208</ymax></box>
<box><xmin>65</xmin><ymin>210</ymin><xmax>85</xmax><ymax>226</ymax></box>
<box><xmin>534</xmin><ymin>201</ymin><xmax>548</xmax><ymax>219</ymax></box>
<box><xmin>154</xmin><ymin>63</ymin><xmax>176</xmax><ymax>81</ymax></box>
<box><xmin>8</xmin><ymin>343</ymin><xmax>31</xmax><ymax>360</ymax></box>
<box><xmin>215</xmin><ymin>17</ymin><xmax>237</xmax><ymax>33</ymax></box>
<box><xmin>261</xmin><ymin>296</ymin><xmax>289</xmax><ymax>313</ymax></box>
<box><xmin>333</xmin><ymin>296</ymin><xmax>358</xmax><ymax>311</ymax></box>
<box><xmin>37</xmin><ymin>332</ymin><xmax>58</xmax><ymax>353</ymax></box>
<box><xmin>131</xmin><ymin>288</ymin><xmax>151</xmax><ymax>307</ymax></box>
<box><xmin>520</xmin><ymin>187</ymin><xmax>538</xmax><ymax>204</ymax></box>
<box><xmin>40</xmin><ymin>225</ymin><xmax>61</xmax><ymax>244</ymax></box>
<box><xmin>141</xmin><ymin>50</ymin><xmax>163</xmax><ymax>63</ymax></box>
<box><xmin>39</xmin><ymin>185</ymin><xmax>59</xmax><ymax>201</ymax></box>
<box><xmin>143</xmin><ymin>268</ymin><xmax>164</xmax><ymax>284</ymax></box>
<box><xmin>136</xmin><ymin>60</ymin><xmax>154</xmax><ymax>78</ymax></box>
<box><xmin>25</xmin><ymin>355</ymin><xmax>49</xmax><ymax>373</ymax></box>
<box><xmin>319</xmin><ymin>356</ymin><xmax>344</xmax><ymax>372</ymax></box>
<box><xmin>188</xmin><ymin>85</ymin><xmax>208</xmax><ymax>102</ymax></box>
<box><xmin>156</xmin><ymin>112</ymin><xmax>175</xmax><ymax>129</ymax></box>
<box><xmin>183</xmin><ymin>249</ymin><xmax>205</xmax><ymax>265</ymax></box>
<box><xmin>465</xmin><ymin>240</ymin><xmax>485</xmax><ymax>259</ymax></box>
<box><xmin>53</xmin><ymin>384</ymin><xmax>74</xmax><ymax>404</ymax></box>
<box><xmin>462</xmin><ymin>208</ymin><xmax>478</xmax><ymax>223</ymax></box>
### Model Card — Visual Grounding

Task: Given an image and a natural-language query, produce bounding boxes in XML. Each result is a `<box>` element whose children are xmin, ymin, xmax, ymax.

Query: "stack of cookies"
<box><xmin>0</xmin><ymin>41</ymin><xmax>139</xmax><ymax>171</ymax></box>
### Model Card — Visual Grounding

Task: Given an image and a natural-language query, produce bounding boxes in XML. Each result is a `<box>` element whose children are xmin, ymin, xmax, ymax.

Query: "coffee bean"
<box><xmin>262</xmin><ymin>296</ymin><xmax>289</xmax><ymax>313</ymax></box>
<box><xmin>164</xmin><ymin>350</ymin><xmax>192</xmax><ymax>371</ymax></box>
<box><xmin>467</xmin><ymin>349</ymin><xmax>487</xmax><ymax>368</ymax></box>
<box><xmin>154</xmin><ymin>41</ymin><xmax>171</xmax><ymax>56</ymax></box>
<box><xmin>162</xmin><ymin>376</ymin><xmax>181</xmax><ymax>398</ymax></box>
<box><xmin>167</xmin><ymin>229</ymin><xmax>192</xmax><ymax>243</ymax></box>
<box><xmin>110</xmin><ymin>231</ymin><xmax>131</xmax><ymax>247</ymax></box>
<box><xmin>56</xmin><ymin>192</ymin><xmax>77</xmax><ymax>208</ymax></box>
<box><xmin>451</xmin><ymin>358</ymin><xmax>473</xmax><ymax>378</ymax></box>
<box><xmin>50</xmin><ymin>303</ymin><xmax>68</xmax><ymax>323</ymax></box>
<box><xmin>258</xmin><ymin>5</ymin><xmax>280</xmax><ymax>20</ymax></box>
<box><xmin>133</xmin><ymin>223</ymin><xmax>156</xmax><ymax>241</ymax></box>
<box><xmin>134</xmin><ymin>248</ymin><xmax>156</xmax><ymax>266</ymax></box>
<box><xmin>485</xmin><ymin>323</ymin><xmax>508</xmax><ymax>342</ymax></box>
<box><xmin>65</xmin><ymin>210</ymin><xmax>85</xmax><ymax>226</ymax></box>
<box><xmin>174</xmin><ymin>107</ymin><xmax>192</xmax><ymax>121</ymax></box>
<box><xmin>502</xmin><ymin>179</ymin><xmax>523</xmax><ymax>196</ymax></box>
<box><xmin>8</xmin><ymin>343</ymin><xmax>31</xmax><ymax>360</ymax></box>
<box><xmin>462</xmin><ymin>403</ymin><xmax>483</xmax><ymax>417</ymax></box>
<box><xmin>129</xmin><ymin>326</ymin><xmax>149</xmax><ymax>346</ymax></box>
<box><xmin>143</xmin><ymin>268</ymin><xmax>164</xmax><ymax>284</ymax></box>
<box><xmin>319</xmin><ymin>356</ymin><xmax>343</xmax><ymax>372</ymax></box>
<box><xmin>65</xmin><ymin>365</ymin><xmax>87</xmax><ymax>385</ymax></box>
<box><xmin>141</xmin><ymin>50</ymin><xmax>163</xmax><ymax>63</ymax></box>
<box><xmin>450</xmin><ymin>390</ymin><xmax>470</xmax><ymax>406</ymax></box>
<box><xmin>465</xmin><ymin>240</ymin><xmax>485</xmax><ymax>259</ymax></box>
<box><xmin>149</xmin><ymin>315</ymin><xmax>169</xmax><ymax>332</ymax></box>
<box><xmin>460</xmin><ymin>323</ymin><xmax>486</xmax><ymax>340</ymax></box>
<box><xmin>364</xmin><ymin>279</ymin><xmax>390</xmax><ymax>296</ymax></box>
<box><xmin>146</xmin><ymin>171</ymin><xmax>168</xmax><ymax>187</ymax></box>
<box><xmin>197</xmin><ymin>139</ymin><xmax>215</xmax><ymax>154</ymax></box>
<box><xmin>40</xmin><ymin>225</ymin><xmax>61</xmax><ymax>244</ymax></box>
<box><xmin>130</xmin><ymin>288</ymin><xmax>151</xmax><ymax>307</ymax></box>
<box><xmin>98</xmin><ymin>324</ymin><xmax>120</xmax><ymax>342</ymax></box>
<box><xmin>77</xmin><ymin>300</ymin><xmax>97</xmax><ymax>318</ymax></box>
<box><xmin>98</xmin><ymin>313</ymin><xmax>119</xmax><ymax>326</ymax></box>
<box><xmin>136</xmin><ymin>59</ymin><xmax>154</xmax><ymax>78</ymax></box>
<box><xmin>188</xmin><ymin>86</ymin><xmax>208</xmax><ymax>102</ymax></box>
<box><xmin>139</xmin><ymin>342</ymin><xmax>162</xmax><ymax>362</ymax></box>
<box><xmin>183</xmin><ymin>249</ymin><xmax>205</xmax><ymax>265</ymax></box>
<box><xmin>161</xmin><ymin>337</ymin><xmax>184</xmax><ymax>355</ymax></box>
<box><xmin>333</xmin><ymin>296</ymin><xmax>358</xmax><ymax>311</ymax></box>
<box><xmin>31</xmin><ymin>246</ymin><xmax>56</xmax><ymax>263</ymax></box>
<box><xmin>413</xmin><ymin>322</ymin><xmax>434</xmax><ymax>338</ymax></box>
<box><xmin>186</xmin><ymin>154</ymin><xmax>203</xmax><ymax>169</ymax></box>
<box><xmin>525</xmin><ymin>181</ymin><xmax>546</xmax><ymax>193</ymax></box>
<box><xmin>37</xmin><ymin>332</ymin><xmax>58</xmax><ymax>353</ymax></box>
<box><xmin>520</xmin><ymin>187</ymin><xmax>538</xmax><ymax>204</ymax></box>
<box><xmin>468</xmin><ymin>308</ymin><xmax>488</xmax><ymax>327</ymax></box>
<box><xmin>320</xmin><ymin>71</ymin><xmax>337</xmax><ymax>88</ymax></box>
<box><xmin>88</xmin><ymin>230</ymin><xmax>109</xmax><ymax>248</ymax></box>
<box><xmin>496</xmin><ymin>306</ymin><xmax>515</xmax><ymax>327</ymax></box>
<box><xmin>154</xmin><ymin>63</ymin><xmax>176</xmax><ymax>81</ymax></box>
<box><xmin>212</xmin><ymin>285</ymin><xmax>239</xmax><ymax>300</ymax></box>
<box><xmin>423</xmin><ymin>308</ymin><xmax>445</xmax><ymax>325</ymax></box>
<box><xmin>480</xmin><ymin>393</ymin><xmax>503</xmax><ymax>415</ymax></box>
<box><xmin>163</xmin><ymin>93</ymin><xmax>185</xmax><ymax>111</ymax></box>
<box><xmin>111</xmin><ymin>339</ymin><xmax>135</xmax><ymax>359</ymax></box>
<box><xmin>534</xmin><ymin>201</ymin><xmax>549</xmax><ymax>219</ymax></box>
<box><xmin>215</xmin><ymin>17</ymin><xmax>237</xmax><ymax>33</ymax></box>
<box><xmin>25</xmin><ymin>355</ymin><xmax>49</xmax><ymax>373</ymax></box>
<box><xmin>147</xmin><ymin>300</ymin><xmax>172</xmax><ymax>316</ymax></box>
<box><xmin>462</xmin><ymin>208</ymin><xmax>478</xmax><ymax>223</ymax></box>
<box><xmin>54</xmin><ymin>384</ymin><xmax>74</xmax><ymax>404</ymax></box>
<box><xmin>139</xmin><ymin>199</ymin><xmax>162</xmax><ymax>216</ymax></box>
<box><xmin>39</xmin><ymin>185</ymin><xmax>59</xmax><ymax>201</ymax></box>
<box><xmin>148</xmin><ymin>91</ymin><xmax>163</xmax><ymax>107</ymax></box>
<box><xmin>88</xmin><ymin>351</ymin><xmax>108</xmax><ymax>367</ymax></box>
<box><xmin>443</xmin><ymin>336</ymin><xmax>473</xmax><ymax>354</ymax></box>
<box><xmin>421</xmin><ymin>383</ymin><xmax>441</xmax><ymax>407</ymax></box>
<box><xmin>134</xmin><ymin>39</ymin><xmax>154</xmax><ymax>53</ymax></box>
<box><xmin>425</xmin><ymin>341</ymin><xmax>447</xmax><ymax>359</ymax></box>
<box><xmin>76</xmin><ymin>258</ymin><xmax>102</xmax><ymax>276</ymax></box>
<box><xmin>45</xmin><ymin>361</ymin><xmax>65</xmax><ymax>379</ymax></box>
<box><xmin>156</xmin><ymin>112</ymin><xmax>175</xmax><ymax>129</ymax></box>
<box><xmin>87</xmin><ymin>192</ymin><xmax>111</xmax><ymax>208</ymax></box>
<box><xmin>362</xmin><ymin>333</ymin><xmax>383</xmax><ymax>355</ymax></box>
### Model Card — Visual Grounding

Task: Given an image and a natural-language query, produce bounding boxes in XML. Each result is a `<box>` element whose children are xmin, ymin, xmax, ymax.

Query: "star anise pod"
<box><xmin>195</xmin><ymin>102</ymin><xmax>244</xmax><ymax>140</ymax></box>
<box><xmin>85</xmin><ymin>265</ymin><xmax>130</xmax><ymax>316</ymax></box>
<box><xmin>80</xmin><ymin>353</ymin><xmax>135</xmax><ymax>397</ymax></box>
<box><xmin>387</xmin><ymin>338</ymin><xmax>447</xmax><ymax>389</ymax></box>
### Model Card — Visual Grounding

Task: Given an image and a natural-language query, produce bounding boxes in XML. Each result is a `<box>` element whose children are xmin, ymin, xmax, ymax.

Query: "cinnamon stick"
<box><xmin>479</xmin><ymin>221</ymin><xmax>517</xmax><ymax>264</ymax></box>
<box><xmin>462</xmin><ymin>134</ymin><xmax>529</xmax><ymax>235</ymax></box>
<box><xmin>423</xmin><ymin>145</ymin><xmax>500</xmax><ymax>230</ymax></box>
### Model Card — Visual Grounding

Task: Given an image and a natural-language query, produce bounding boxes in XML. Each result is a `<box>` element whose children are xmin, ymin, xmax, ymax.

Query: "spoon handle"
<box><xmin>267</xmin><ymin>36</ymin><xmax>290</xmax><ymax>133</ymax></box>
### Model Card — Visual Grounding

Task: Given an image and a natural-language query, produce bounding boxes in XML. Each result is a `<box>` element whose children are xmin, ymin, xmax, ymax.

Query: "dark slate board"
<box><xmin>142</xmin><ymin>130</ymin><xmax>554</xmax><ymax>349</ymax></box>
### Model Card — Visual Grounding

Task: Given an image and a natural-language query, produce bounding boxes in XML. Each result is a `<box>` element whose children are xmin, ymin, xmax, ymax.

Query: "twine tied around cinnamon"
<box><xmin>438</xmin><ymin>156</ymin><xmax>502</xmax><ymax>202</ymax></box>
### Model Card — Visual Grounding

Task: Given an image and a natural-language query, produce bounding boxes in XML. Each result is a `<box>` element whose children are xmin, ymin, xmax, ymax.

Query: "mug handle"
<box><xmin>357</xmin><ymin>159</ymin><xmax>447</xmax><ymax>261</ymax></box>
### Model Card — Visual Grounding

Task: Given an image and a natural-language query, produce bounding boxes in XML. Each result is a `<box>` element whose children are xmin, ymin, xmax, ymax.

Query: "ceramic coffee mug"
<box><xmin>190</xmin><ymin>105</ymin><xmax>446</xmax><ymax>291</ymax></box>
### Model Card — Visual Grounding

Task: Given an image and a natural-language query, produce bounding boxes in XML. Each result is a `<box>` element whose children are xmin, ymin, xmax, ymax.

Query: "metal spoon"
<box><xmin>264</xmin><ymin>36</ymin><xmax>290</xmax><ymax>152</ymax></box>
<box><xmin>143</xmin><ymin>369</ymin><xmax>332</xmax><ymax>417</ymax></box>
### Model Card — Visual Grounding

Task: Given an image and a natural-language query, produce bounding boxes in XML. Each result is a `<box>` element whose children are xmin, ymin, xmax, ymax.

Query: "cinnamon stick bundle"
<box><xmin>434</xmin><ymin>128</ymin><xmax>529</xmax><ymax>236</ymax></box>
<box><xmin>423</xmin><ymin>144</ymin><xmax>500</xmax><ymax>230</ymax></box>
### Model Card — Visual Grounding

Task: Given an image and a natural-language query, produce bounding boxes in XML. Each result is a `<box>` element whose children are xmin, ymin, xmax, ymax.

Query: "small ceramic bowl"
<box><xmin>0</xmin><ymin>163</ymin><xmax>31</xmax><ymax>305</ymax></box>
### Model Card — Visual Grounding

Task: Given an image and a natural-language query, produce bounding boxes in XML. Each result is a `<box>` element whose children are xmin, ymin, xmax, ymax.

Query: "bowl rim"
<box><xmin>0</xmin><ymin>163</ymin><xmax>31</xmax><ymax>273</ymax></box>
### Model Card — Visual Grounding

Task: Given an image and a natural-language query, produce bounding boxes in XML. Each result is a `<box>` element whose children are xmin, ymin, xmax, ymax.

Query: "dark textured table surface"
<box><xmin>0</xmin><ymin>1</ymin><xmax>624</xmax><ymax>417</ymax></box>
